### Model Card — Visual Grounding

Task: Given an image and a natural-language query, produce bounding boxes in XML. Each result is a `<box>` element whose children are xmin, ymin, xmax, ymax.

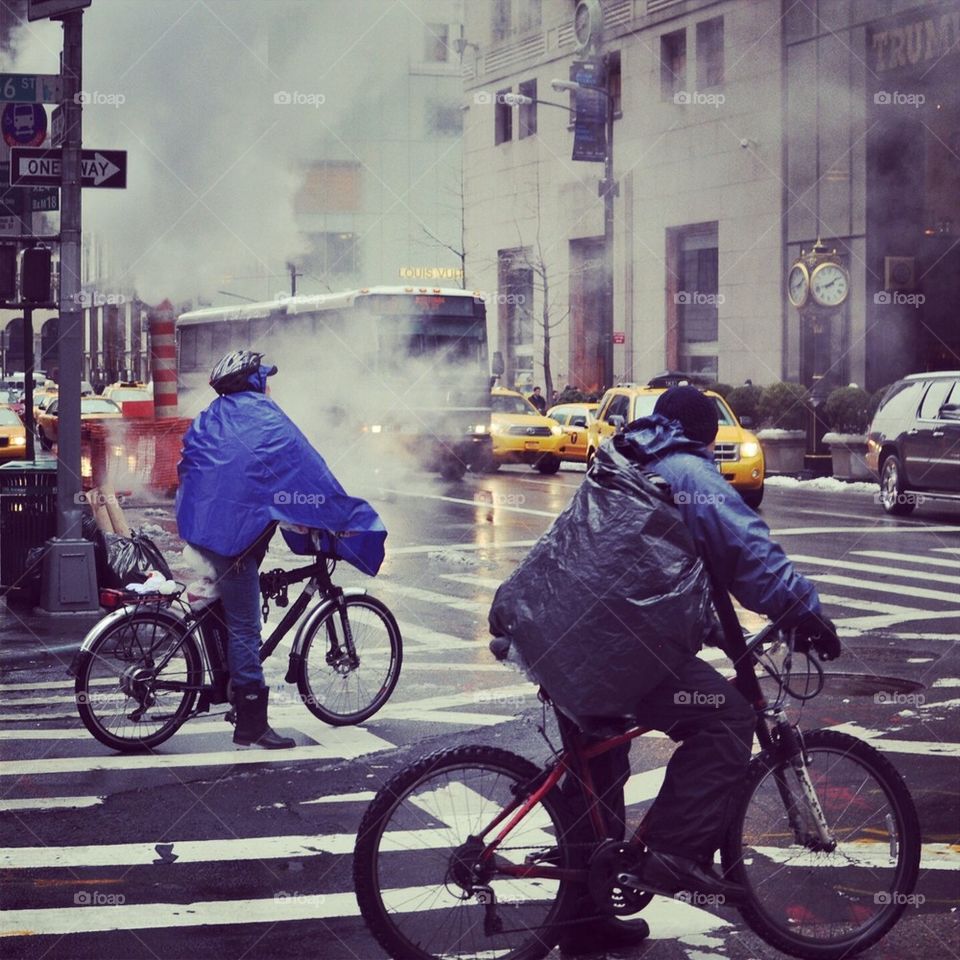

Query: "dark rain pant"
<box><xmin>562</xmin><ymin>654</ymin><xmax>755</xmax><ymax>862</ymax></box>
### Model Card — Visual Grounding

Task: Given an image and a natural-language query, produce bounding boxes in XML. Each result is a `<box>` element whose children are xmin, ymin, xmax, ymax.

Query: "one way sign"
<box><xmin>9</xmin><ymin>147</ymin><xmax>127</xmax><ymax>188</ymax></box>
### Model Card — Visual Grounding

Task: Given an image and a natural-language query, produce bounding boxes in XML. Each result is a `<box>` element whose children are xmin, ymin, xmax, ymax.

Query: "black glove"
<box><xmin>792</xmin><ymin>612</ymin><xmax>841</xmax><ymax>661</ymax></box>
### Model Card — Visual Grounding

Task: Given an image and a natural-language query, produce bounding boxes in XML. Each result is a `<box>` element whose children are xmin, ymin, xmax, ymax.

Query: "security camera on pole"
<box><xmin>787</xmin><ymin>239</ymin><xmax>850</xmax><ymax>475</ymax></box>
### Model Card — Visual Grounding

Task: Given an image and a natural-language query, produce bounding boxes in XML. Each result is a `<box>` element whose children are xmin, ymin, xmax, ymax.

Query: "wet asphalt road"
<box><xmin>1</xmin><ymin>466</ymin><xmax>958</xmax><ymax>960</ymax></box>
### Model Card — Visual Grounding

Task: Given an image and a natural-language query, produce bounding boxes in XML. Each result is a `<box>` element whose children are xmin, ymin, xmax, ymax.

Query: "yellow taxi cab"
<box><xmin>488</xmin><ymin>386</ymin><xmax>564</xmax><ymax>473</ymax></box>
<box><xmin>36</xmin><ymin>395</ymin><xmax>123</xmax><ymax>450</ymax></box>
<box><xmin>0</xmin><ymin>405</ymin><xmax>27</xmax><ymax>460</ymax></box>
<box><xmin>588</xmin><ymin>378</ymin><xmax>766</xmax><ymax>507</ymax></box>
<box><xmin>102</xmin><ymin>381</ymin><xmax>151</xmax><ymax>404</ymax></box>
<box><xmin>32</xmin><ymin>387</ymin><xmax>58</xmax><ymax>422</ymax></box>
<box><xmin>546</xmin><ymin>402</ymin><xmax>598</xmax><ymax>464</ymax></box>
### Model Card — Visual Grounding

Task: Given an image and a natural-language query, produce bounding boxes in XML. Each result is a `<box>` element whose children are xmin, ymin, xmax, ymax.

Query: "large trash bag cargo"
<box><xmin>489</xmin><ymin>436</ymin><xmax>718</xmax><ymax>732</ymax></box>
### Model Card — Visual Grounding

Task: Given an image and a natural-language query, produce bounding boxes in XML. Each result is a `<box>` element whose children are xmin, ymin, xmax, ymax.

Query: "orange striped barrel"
<box><xmin>148</xmin><ymin>299</ymin><xmax>178</xmax><ymax>417</ymax></box>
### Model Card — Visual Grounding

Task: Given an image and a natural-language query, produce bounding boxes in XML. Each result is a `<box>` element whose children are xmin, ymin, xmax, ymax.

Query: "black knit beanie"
<box><xmin>653</xmin><ymin>386</ymin><xmax>718</xmax><ymax>445</ymax></box>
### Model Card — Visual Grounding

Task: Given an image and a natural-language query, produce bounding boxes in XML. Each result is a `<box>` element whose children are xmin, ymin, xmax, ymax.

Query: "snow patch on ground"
<box><xmin>139</xmin><ymin>522</ymin><xmax>167</xmax><ymax>537</ymax></box>
<box><xmin>932</xmin><ymin>677</ymin><xmax>960</xmax><ymax>688</ymax></box>
<box><xmin>428</xmin><ymin>548</ymin><xmax>479</xmax><ymax>567</ymax></box>
<box><xmin>765</xmin><ymin>475</ymin><xmax>877</xmax><ymax>494</ymax></box>
<box><xmin>922</xmin><ymin>697</ymin><xmax>960</xmax><ymax>710</ymax></box>
<box><xmin>143</xmin><ymin>507</ymin><xmax>170</xmax><ymax>517</ymax></box>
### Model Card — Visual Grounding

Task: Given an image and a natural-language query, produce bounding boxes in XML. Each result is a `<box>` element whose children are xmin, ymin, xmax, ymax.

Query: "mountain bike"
<box><xmin>353</xmin><ymin>623</ymin><xmax>921</xmax><ymax>960</ymax></box>
<box><xmin>71</xmin><ymin>551</ymin><xmax>402</xmax><ymax>751</ymax></box>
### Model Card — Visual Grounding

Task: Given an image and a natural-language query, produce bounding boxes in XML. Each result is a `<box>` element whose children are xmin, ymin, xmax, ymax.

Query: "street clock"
<box><xmin>787</xmin><ymin>262</ymin><xmax>810</xmax><ymax>308</ymax></box>
<box><xmin>789</xmin><ymin>239</ymin><xmax>849</xmax><ymax>311</ymax></box>
<box><xmin>574</xmin><ymin>0</ymin><xmax>603</xmax><ymax>52</ymax></box>
<box><xmin>810</xmin><ymin>261</ymin><xmax>850</xmax><ymax>308</ymax></box>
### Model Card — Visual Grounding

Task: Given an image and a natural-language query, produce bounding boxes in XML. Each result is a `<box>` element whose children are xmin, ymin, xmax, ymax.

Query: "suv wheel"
<box><xmin>741</xmin><ymin>485</ymin><xmax>764</xmax><ymax>509</ymax></box>
<box><xmin>879</xmin><ymin>454</ymin><xmax>915</xmax><ymax>516</ymax></box>
<box><xmin>585</xmin><ymin>447</ymin><xmax>596</xmax><ymax>469</ymax></box>
<box><xmin>535</xmin><ymin>454</ymin><xmax>561</xmax><ymax>475</ymax></box>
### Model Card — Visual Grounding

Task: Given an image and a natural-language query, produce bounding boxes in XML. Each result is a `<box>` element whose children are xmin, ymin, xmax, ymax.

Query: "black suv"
<box><xmin>866</xmin><ymin>371</ymin><xmax>960</xmax><ymax>515</ymax></box>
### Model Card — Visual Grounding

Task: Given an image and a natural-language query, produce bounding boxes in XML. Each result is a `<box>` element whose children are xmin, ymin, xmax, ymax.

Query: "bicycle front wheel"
<box><xmin>354</xmin><ymin>746</ymin><xmax>577</xmax><ymax>960</ymax></box>
<box><xmin>74</xmin><ymin>612</ymin><xmax>201</xmax><ymax>751</ymax></box>
<box><xmin>722</xmin><ymin>729</ymin><xmax>921</xmax><ymax>959</ymax></box>
<box><xmin>296</xmin><ymin>594</ymin><xmax>401</xmax><ymax>725</ymax></box>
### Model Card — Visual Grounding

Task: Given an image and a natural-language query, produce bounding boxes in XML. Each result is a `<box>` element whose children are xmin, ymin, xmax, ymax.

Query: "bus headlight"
<box><xmin>740</xmin><ymin>440</ymin><xmax>760</xmax><ymax>459</ymax></box>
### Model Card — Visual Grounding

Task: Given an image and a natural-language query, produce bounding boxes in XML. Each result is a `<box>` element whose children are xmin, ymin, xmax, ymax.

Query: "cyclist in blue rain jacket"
<box><xmin>176</xmin><ymin>350</ymin><xmax>387</xmax><ymax>750</ymax></box>
<box><xmin>554</xmin><ymin>385</ymin><xmax>841</xmax><ymax>957</ymax></box>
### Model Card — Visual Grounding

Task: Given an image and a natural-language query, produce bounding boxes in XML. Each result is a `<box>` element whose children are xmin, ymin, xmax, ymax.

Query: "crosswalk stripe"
<box><xmin>853</xmin><ymin>550</ymin><xmax>960</xmax><ymax>570</ymax></box>
<box><xmin>383</xmin><ymin>583</ymin><xmax>489</xmax><ymax>615</ymax></box>
<box><xmin>931</xmin><ymin>548</ymin><xmax>960</xmax><ymax>554</ymax></box>
<box><xmin>792</xmin><ymin>555</ymin><xmax>960</xmax><ymax>586</ymax></box>
<box><xmin>0</xmin><ymin>796</ymin><xmax>104</xmax><ymax>811</ymax></box>
<box><xmin>810</xmin><ymin>575</ymin><xmax>960</xmax><ymax>605</ymax></box>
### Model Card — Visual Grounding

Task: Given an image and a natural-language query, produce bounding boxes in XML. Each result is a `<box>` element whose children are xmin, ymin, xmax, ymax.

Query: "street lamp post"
<box><xmin>552</xmin><ymin>73</ymin><xmax>617</xmax><ymax>391</ymax></box>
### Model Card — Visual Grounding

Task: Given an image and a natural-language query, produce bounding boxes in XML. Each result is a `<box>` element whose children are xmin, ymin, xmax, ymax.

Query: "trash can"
<box><xmin>0</xmin><ymin>461</ymin><xmax>57</xmax><ymax>605</ymax></box>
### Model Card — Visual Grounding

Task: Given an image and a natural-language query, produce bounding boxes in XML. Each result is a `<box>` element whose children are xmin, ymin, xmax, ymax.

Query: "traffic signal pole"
<box><xmin>39</xmin><ymin>8</ymin><xmax>97</xmax><ymax>612</ymax></box>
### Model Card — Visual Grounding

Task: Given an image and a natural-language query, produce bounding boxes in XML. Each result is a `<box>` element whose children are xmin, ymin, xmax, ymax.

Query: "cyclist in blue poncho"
<box><xmin>176</xmin><ymin>350</ymin><xmax>387</xmax><ymax>749</ymax></box>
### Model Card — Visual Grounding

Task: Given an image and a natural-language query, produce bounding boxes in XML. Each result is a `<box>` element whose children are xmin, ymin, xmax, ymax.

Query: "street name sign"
<box><xmin>0</xmin><ymin>73</ymin><xmax>62</xmax><ymax>103</ymax></box>
<box><xmin>9</xmin><ymin>147</ymin><xmax>127</xmax><ymax>188</ymax></box>
<box><xmin>28</xmin><ymin>0</ymin><xmax>91</xmax><ymax>20</ymax></box>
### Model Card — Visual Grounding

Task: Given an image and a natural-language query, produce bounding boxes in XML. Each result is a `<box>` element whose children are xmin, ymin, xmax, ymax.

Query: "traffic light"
<box><xmin>0</xmin><ymin>246</ymin><xmax>16</xmax><ymax>301</ymax></box>
<box><xmin>21</xmin><ymin>246</ymin><xmax>53</xmax><ymax>303</ymax></box>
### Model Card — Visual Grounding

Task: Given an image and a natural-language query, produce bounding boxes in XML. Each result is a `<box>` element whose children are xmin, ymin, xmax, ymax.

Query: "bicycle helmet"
<box><xmin>209</xmin><ymin>350</ymin><xmax>276</xmax><ymax>395</ymax></box>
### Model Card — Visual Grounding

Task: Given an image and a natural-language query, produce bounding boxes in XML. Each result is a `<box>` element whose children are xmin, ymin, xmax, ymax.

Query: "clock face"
<box><xmin>810</xmin><ymin>262</ymin><xmax>849</xmax><ymax>307</ymax></box>
<box><xmin>788</xmin><ymin>264</ymin><xmax>809</xmax><ymax>307</ymax></box>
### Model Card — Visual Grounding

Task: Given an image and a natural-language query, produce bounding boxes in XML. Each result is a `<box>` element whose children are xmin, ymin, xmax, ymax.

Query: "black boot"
<box><xmin>232</xmin><ymin>685</ymin><xmax>295</xmax><ymax>749</ymax></box>
<box><xmin>557</xmin><ymin>916</ymin><xmax>650</xmax><ymax>957</ymax></box>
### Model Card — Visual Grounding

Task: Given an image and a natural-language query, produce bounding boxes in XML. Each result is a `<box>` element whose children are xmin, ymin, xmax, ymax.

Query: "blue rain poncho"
<box><xmin>175</xmin><ymin>381</ymin><xmax>386</xmax><ymax>576</ymax></box>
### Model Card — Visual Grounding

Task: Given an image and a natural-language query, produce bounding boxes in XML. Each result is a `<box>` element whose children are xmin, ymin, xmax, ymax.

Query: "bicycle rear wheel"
<box><xmin>354</xmin><ymin>746</ymin><xmax>577</xmax><ymax>960</ymax></box>
<box><xmin>296</xmin><ymin>594</ymin><xmax>401</xmax><ymax>725</ymax></box>
<box><xmin>74</xmin><ymin>613</ymin><xmax>201</xmax><ymax>751</ymax></box>
<box><xmin>722</xmin><ymin>729</ymin><xmax>921</xmax><ymax>959</ymax></box>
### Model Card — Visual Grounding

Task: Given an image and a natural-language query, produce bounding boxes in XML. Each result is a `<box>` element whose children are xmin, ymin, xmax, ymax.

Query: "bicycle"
<box><xmin>353</xmin><ymin>622</ymin><xmax>921</xmax><ymax>960</ymax></box>
<box><xmin>71</xmin><ymin>549</ymin><xmax>402</xmax><ymax>751</ymax></box>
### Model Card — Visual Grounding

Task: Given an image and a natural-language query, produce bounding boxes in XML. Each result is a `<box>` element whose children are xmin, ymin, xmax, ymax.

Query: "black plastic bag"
<box><xmin>99</xmin><ymin>532</ymin><xmax>173</xmax><ymax>589</ymax></box>
<box><xmin>489</xmin><ymin>437</ymin><xmax>718</xmax><ymax>733</ymax></box>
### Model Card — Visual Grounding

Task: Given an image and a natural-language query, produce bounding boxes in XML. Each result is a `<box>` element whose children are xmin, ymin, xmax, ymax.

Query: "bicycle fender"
<box><xmin>288</xmin><ymin>587</ymin><xmax>369</xmax><ymax>661</ymax></box>
<box><xmin>75</xmin><ymin>604</ymin><xmax>190</xmax><ymax>658</ymax></box>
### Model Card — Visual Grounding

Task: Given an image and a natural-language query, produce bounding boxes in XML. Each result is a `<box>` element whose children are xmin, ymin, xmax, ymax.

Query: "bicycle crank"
<box><xmin>588</xmin><ymin>840</ymin><xmax>653</xmax><ymax>916</ymax></box>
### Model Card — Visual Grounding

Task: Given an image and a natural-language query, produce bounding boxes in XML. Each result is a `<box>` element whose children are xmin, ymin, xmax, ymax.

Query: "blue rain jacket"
<box><xmin>175</xmin><ymin>384</ymin><xmax>386</xmax><ymax>576</ymax></box>
<box><xmin>621</xmin><ymin>415</ymin><xmax>821</xmax><ymax>625</ymax></box>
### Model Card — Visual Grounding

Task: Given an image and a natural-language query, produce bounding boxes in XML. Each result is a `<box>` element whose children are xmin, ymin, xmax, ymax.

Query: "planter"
<box><xmin>823</xmin><ymin>432</ymin><xmax>871</xmax><ymax>481</ymax></box>
<box><xmin>757</xmin><ymin>429</ymin><xmax>806</xmax><ymax>474</ymax></box>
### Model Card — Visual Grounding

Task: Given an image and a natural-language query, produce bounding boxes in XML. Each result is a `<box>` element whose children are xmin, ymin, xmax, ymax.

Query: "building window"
<box><xmin>696</xmin><ymin>17</ymin><xmax>724</xmax><ymax>88</ymax></box>
<box><xmin>660</xmin><ymin>28</ymin><xmax>686</xmax><ymax>100</ymax></box>
<box><xmin>518</xmin><ymin>0</ymin><xmax>541</xmax><ymax>33</ymax></box>
<box><xmin>304</xmin><ymin>232</ymin><xmax>359</xmax><ymax>278</ymax></box>
<box><xmin>518</xmin><ymin>78</ymin><xmax>537</xmax><ymax>138</ymax></box>
<box><xmin>424</xmin><ymin>22</ymin><xmax>450</xmax><ymax>63</ymax></box>
<box><xmin>673</xmin><ymin>225</ymin><xmax>719</xmax><ymax>377</ymax></box>
<box><xmin>295</xmin><ymin>162</ymin><xmax>361</xmax><ymax>214</ymax></box>
<box><xmin>492</xmin><ymin>0</ymin><xmax>511</xmax><ymax>43</ymax></box>
<box><xmin>427</xmin><ymin>100</ymin><xmax>462</xmax><ymax>136</ymax></box>
<box><xmin>606</xmin><ymin>50</ymin><xmax>622</xmax><ymax>118</ymax></box>
<box><xmin>495</xmin><ymin>87</ymin><xmax>513</xmax><ymax>145</ymax></box>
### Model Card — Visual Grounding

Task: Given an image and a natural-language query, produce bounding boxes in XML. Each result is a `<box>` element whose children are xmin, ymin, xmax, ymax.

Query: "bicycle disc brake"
<box><xmin>588</xmin><ymin>840</ymin><xmax>652</xmax><ymax>916</ymax></box>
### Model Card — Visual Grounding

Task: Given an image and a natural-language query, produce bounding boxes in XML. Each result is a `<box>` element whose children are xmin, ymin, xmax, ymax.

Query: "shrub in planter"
<box><xmin>823</xmin><ymin>386</ymin><xmax>871</xmax><ymax>434</ymax></box>
<box><xmin>726</xmin><ymin>384</ymin><xmax>763</xmax><ymax>426</ymax></box>
<box><xmin>758</xmin><ymin>381</ymin><xmax>809</xmax><ymax>430</ymax></box>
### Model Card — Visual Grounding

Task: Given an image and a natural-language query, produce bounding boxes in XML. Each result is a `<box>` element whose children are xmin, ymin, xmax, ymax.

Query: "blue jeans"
<box><xmin>192</xmin><ymin>544</ymin><xmax>265</xmax><ymax>688</ymax></box>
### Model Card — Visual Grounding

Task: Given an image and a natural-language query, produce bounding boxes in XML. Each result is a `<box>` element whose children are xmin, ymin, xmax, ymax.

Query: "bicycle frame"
<box><xmin>475</xmin><ymin>624</ymin><xmax>834</xmax><ymax>883</ymax></box>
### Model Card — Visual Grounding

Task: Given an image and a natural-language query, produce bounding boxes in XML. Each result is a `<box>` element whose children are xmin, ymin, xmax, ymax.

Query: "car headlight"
<box><xmin>369</xmin><ymin>424</ymin><xmax>383</xmax><ymax>434</ymax></box>
<box><xmin>470</xmin><ymin>423</ymin><xmax>488</xmax><ymax>435</ymax></box>
<box><xmin>12</xmin><ymin>436</ymin><xmax>26</xmax><ymax>446</ymax></box>
<box><xmin>740</xmin><ymin>440</ymin><xmax>760</xmax><ymax>459</ymax></box>
<box><xmin>551</xmin><ymin>425</ymin><xmax>563</xmax><ymax>437</ymax></box>
<box><xmin>489</xmin><ymin>422</ymin><xmax>504</xmax><ymax>436</ymax></box>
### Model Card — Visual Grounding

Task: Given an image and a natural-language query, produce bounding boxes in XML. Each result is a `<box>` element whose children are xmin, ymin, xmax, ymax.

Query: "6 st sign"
<box><xmin>0</xmin><ymin>73</ymin><xmax>62</xmax><ymax>103</ymax></box>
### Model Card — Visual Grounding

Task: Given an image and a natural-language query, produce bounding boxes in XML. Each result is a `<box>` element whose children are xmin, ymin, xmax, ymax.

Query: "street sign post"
<box><xmin>27</xmin><ymin>0</ymin><xmax>91</xmax><ymax>20</ymax></box>
<box><xmin>0</xmin><ymin>73</ymin><xmax>62</xmax><ymax>103</ymax></box>
<box><xmin>10</xmin><ymin>147</ymin><xmax>127</xmax><ymax>188</ymax></box>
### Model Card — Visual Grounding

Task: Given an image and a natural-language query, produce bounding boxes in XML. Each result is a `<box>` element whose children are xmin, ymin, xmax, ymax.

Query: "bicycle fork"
<box><xmin>768</xmin><ymin>711</ymin><xmax>836</xmax><ymax>852</ymax></box>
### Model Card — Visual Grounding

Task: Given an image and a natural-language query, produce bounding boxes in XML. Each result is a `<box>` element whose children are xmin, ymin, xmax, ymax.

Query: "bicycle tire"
<box><xmin>722</xmin><ymin>729</ymin><xmax>921</xmax><ymax>959</ymax></box>
<box><xmin>296</xmin><ymin>594</ymin><xmax>401</xmax><ymax>726</ymax></box>
<box><xmin>354</xmin><ymin>745</ymin><xmax>578</xmax><ymax>960</ymax></box>
<box><xmin>75</xmin><ymin>612</ymin><xmax>202</xmax><ymax>751</ymax></box>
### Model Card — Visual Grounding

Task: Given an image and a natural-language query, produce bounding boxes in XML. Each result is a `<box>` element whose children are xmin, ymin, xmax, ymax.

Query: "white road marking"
<box><xmin>773</xmin><ymin>525</ymin><xmax>960</xmax><ymax>536</ymax></box>
<box><xmin>439</xmin><ymin>573</ymin><xmax>504</xmax><ymax>590</ymax></box>
<box><xmin>811</xmin><ymin>575</ymin><xmax>960</xmax><ymax>605</ymax></box>
<box><xmin>853</xmin><ymin>550</ymin><xmax>960</xmax><ymax>570</ymax></box>
<box><xmin>389</xmin><ymin>539</ymin><xmax>537</xmax><ymax>556</ymax></box>
<box><xmin>384</xmin><ymin>488</ymin><xmax>558</xmax><ymax>518</ymax></box>
<box><xmin>301</xmin><ymin>790</ymin><xmax>376</xmax><ymax>805</ymax></box>
<box><xmin>384</xmin><ymin>583</ymin><xmax>489</xmax><ymax>615</ymax></box>
<box><xmin>827</xmin><ymin>724</ymin><xmax>960</xmax><ymax>757</ymax></box>
<box><xmin>932</xmin><ymin>548</ymin><xmax>960</xmax><ymax>554</ymax></box>
<box><xmin>791</xmin><ymin>555</ymin><xmax>960</xmax><ymax>586</ymax></box>
<box><xmin>0</xmin><ymin>795</ymin><xmax>104</xmax><ymax>811</ymax></box>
